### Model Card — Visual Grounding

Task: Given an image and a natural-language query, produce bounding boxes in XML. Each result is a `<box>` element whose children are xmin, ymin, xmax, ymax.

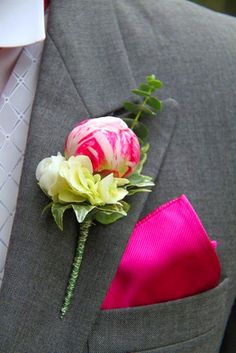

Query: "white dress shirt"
<box><xmin>0</xmin><ymin>0</ymin><xmax>45</xmax><ymax>47</ymax></box>
<box><xmin>0</xmin><ymin>0</ymin><xmax>47</xmax><ymax>289</ymax></box>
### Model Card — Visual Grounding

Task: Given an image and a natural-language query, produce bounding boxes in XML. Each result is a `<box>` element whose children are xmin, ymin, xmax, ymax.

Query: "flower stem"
<box><xmin>60</xmin><ymin>218</ymin><xmax>92</xmax><ymax>319</ymax></box>
<box><xmin>131</xmin><ymin>95</ymin><xmax>150</xmax><ymax>130</ymax></box>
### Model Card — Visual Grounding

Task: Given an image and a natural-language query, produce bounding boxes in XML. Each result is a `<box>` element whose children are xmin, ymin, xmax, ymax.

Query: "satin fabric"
<box><xmin>102</xmin><ymin>195</ymin><xmax>221</xmax><ymax>309</ymax></box>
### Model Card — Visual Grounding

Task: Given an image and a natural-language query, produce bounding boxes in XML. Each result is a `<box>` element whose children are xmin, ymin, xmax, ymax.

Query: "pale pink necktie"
<box><xmin>0</xmin><ymin>4</ymin><xmax>48</xmax><ymax>289</ymax></box>
<box><xmin>102</xmin><ymin>194</ymin><xmax>221</xmax><ymax>309</ymax></box>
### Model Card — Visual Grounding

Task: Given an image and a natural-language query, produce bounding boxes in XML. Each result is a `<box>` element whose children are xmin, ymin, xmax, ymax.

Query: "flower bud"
<box><xmin>64</xmin><ymin>116</ymin><xmax>140</xmax><ymax>177</ymax></box>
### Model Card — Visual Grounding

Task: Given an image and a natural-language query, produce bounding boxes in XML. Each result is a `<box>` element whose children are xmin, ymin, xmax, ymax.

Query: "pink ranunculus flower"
<box><xmin>64</xmin><ymin>116</ymin><xmax>140</xmax><ymax>177</ymax></box>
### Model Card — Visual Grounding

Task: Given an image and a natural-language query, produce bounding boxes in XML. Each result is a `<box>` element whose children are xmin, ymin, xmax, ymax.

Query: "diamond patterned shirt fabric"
<box><xmin>0</xmin><ymin>41</ymin><xmax>44</xmax><ymax>289</ymax></box>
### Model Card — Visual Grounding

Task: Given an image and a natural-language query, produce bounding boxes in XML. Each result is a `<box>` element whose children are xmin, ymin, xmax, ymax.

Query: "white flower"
<box><xmin>36</xmin><ymin>153</ymin><xmax>65</xmax><ymax>196</ymax></box>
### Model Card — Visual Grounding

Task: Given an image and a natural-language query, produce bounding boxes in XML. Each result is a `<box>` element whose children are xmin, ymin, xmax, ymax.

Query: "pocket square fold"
<box><xmin>101</xmin><ymin>195</ymin><xmax>221</xmax><ymax>309</ymax></box>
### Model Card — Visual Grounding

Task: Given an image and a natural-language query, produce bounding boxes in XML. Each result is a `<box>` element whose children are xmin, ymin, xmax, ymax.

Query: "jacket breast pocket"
<box><xmin>88</xmin><ymin>277</ymin><xmax>229</xmax><ymax>353</ymax></box>
<box><xmin>131</xmin><ymin>327</ymin><xmax>216</xmax><ymax>353</ymax></box>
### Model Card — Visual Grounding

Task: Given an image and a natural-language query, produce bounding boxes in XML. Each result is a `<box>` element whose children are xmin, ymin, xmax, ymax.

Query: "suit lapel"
<box><xmin>0</xmin><ymin>1</ymin><xmax>179</xmax><ymax>352</ymax></box>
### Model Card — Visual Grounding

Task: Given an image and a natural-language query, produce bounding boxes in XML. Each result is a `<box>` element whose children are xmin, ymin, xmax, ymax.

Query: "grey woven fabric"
<box><xmin>0</xmin><ymin>1</ymin><xmax>235</xmax><ymax>352</ymax></box>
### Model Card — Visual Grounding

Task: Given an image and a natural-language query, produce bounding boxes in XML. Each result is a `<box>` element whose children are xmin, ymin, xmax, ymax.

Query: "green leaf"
<box><xmin>42</xmin><ymin>202</ymin><xmax>53</xmax><ymax>216</ymax></box>
<box><xmin>94</xmin><ymin>210</ymin><xmax>126</xmax><ymax>225</ymax></box>
<box><xmin>131</xmin><ymin>89</ymin><xmax>151</xmax><ymax>98</ymax></box>
<box><xmin>128</xmin><ymin>188</ymin><xmax>152</xmax><ymax>196</ymax></box>
<box><xmin>146</xmin><ymin>97</ymin><xmax>162</xmax><ymax>111</ymax></box>
<box><xmin>51</xmin><ymin>203</ymin><xmax>72</xmax><ymax>231</ymax></box>
<box><xmin>135</xmin><ymin>142</ymin><xmax>150</xmax><ymax>174</ymax></box>
<box><xmin>123</xmin><ymin>101</ymin><xmax>139</xmax><ymax>114</ymax></box>
<box><xmin>123</xmin><ymin>117</ymin><xmax>134</xmax><ymax>127</ymax></box>
<box><xmin>140</xmin><ymin>141</ymin><xmax>150</xmax><ymax>153</ymax></box>
<box><xmin>146</xmin><ymin>74</ymin><xmax>156</xmax><ymax>82</ymax></box>
<box><xmin>96</xmin><ymin>203</ymin><xmax>127</xmax><ymax>216</ymax></box>
<box><xmin>119</xmin><ymin>200</ymin><xmax>130</xmax><ymax>213</ymax></box>
<box><xmin>148</xmin><ymin>79</ymin><xmax>163</xmax><ymax>89</ymax></box>
<box><xmin>72</xmin><ymin>204</ymin><xmax>95</xmax><ymax>223</ymax></box>
<box><xmin>139</xmin><ymin>83</ymin><xmax>152</xmax><ymax>92</ymax></box>
<box><xmin>134</xmin><ymin>122</ymin><xmax>149</xmax><ymax>140</ymax></box>
<box><xmin>138</xmin><ymin>104</ymin><xmax>156</xmax><ymax>117</ymax></box>
<box><xmin>94</xmin><ymin>202</ymin><xmax>130</xmax><ymax>225</ymax></box>
<box><xmin>123</xmin><ymin>118</ymin><xmax>149</xmax><ymax>140</ymax></box>
<box><xmin>128</xmin><ymin>173</ymin><xmax>154</xmax><ymax>188</ymax></box>
<box><xmin>126</xmin><ymin>172</ymin><xmax>154</xmax><ymax>195</ymax></box>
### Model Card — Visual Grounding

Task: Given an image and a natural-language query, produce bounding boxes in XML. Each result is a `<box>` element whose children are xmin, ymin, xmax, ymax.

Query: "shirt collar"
<box><xmin>0</xmin><ymin>0</ymin><xmax>45</xmax><ymax>48</ymax></box>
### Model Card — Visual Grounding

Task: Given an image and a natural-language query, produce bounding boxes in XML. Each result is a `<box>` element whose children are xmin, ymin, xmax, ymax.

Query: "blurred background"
<box><xmin>191</xmin><ymin>0</ymin><xmax>236</xmax><ymax>16</ymax></box>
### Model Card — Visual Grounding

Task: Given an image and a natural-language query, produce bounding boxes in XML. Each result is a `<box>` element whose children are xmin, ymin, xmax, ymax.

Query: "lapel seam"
<box><xmin>111</xmin><ymin>2</ymin><xmax>137</xmax><ymax>89</ymax></box>
<box><xmin>127</xmin><ymin>100</ymin><xmax>179</xmax><ymax>227</ymax></box>
<box><xmin>153</xmin><ymin>101</ymin><xmax>179</xmax><ymax>182</ymax></box>
<box><xmin>47</xmin><ymin>32</ymin><xmax>91</xmax><ymax>116</ymax></box>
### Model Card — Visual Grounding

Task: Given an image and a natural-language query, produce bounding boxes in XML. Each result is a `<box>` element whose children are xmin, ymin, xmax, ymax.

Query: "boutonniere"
<box><xmin>36</xmin><ymin>75</ymin><xmax>163</xmax><ymax>318</ymax></box>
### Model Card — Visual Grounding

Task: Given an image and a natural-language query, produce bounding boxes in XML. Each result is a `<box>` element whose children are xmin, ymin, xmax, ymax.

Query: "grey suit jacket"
<box><xmin>0</xmin><ymin>0</ymin><xmax>235</xmax><ymax>352</ymax></box>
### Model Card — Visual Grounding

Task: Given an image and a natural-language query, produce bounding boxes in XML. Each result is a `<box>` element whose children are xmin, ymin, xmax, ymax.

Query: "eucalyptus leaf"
<box><xmin>72</xmin><ymin>204</ymin><xmax>95</xmax><ymax>223</ymax></box>
<box><xmin>139</xmin><ymin>83</ymin><xmax>152</xmax><ymax>92</ymax></box>
<box><xmin>131</xmin><ymin>89</ymin><xmax>151</xmax><ymax>98</ymax></box>
<box><xmin>138</xmin><ymin>104</ymin><xmax>156</xmax><ymax>117</ymax></box>
<box><xmin>51</xmin><ymin>203</ymin><xmax>72</xmax><ymax>231</ymax></box>
<box><xmin>123</xmin><ymin>117</ymin><xmax>135</xmax><ymax>127</ymax></box>
<box><xmin>123</xmin><ymin>118</ymin><xmax>149</xmax><ymax>140</ymax></box>
<box><xmin>146</xmin><ymin>97</ymin><xmax>162</xmax><ymax>111</ymax></box>
<box><xmin>146</xmin><ymin>74</ymin><xmax>156</xmax><ymax>82</ymax></box>
<box><xmin>123</xmin><ymin>101</ymin><xmax>139</xmax><ymax>114</ymax></box>
<box><xmin>148</xmin><ymin>79</ymin><xmax>163</xmax><ymax>89</ymax></box>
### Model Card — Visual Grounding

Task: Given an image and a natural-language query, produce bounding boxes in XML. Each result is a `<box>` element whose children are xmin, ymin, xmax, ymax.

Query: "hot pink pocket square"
<box><xmin>101</xmin><ymin>194</ymin><xmax>221</xmax><ymax>309</ymax></box>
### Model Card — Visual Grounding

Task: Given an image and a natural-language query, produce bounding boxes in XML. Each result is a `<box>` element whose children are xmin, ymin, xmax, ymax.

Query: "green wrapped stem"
<box><xmin>60</xmin><ymin>218</ymin><xmax>92</xmax><ymax>319</ymax></box>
